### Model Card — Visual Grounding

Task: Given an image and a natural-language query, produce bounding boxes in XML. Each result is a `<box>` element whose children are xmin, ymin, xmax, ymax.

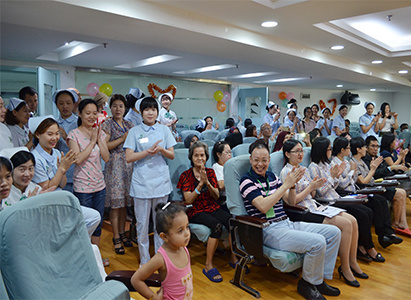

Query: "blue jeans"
<box><xmin>263</xmin><ymin>219</ymin><xmax>341</xmax><ymax>285</ymax></box>
<box><xmin>74</xmin><ymin>188</ymin><xmax>106</xmax><ymax>237</ymax></box>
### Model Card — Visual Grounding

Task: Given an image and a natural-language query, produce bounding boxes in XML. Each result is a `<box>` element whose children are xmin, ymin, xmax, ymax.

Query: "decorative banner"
<box><xmin>287</xmin><ymin>92</ymin><xmax>295</xmax><ymax>100</ymax></box>
<box><xmin>87</xmin><ymin>83</ymin><xmax>99</xmax><ymax>97</ymax></box>
<box><xmin>147</xmin><ymin>83</ymin><xmax>177</xmax><ymax>99</ymax></box>
<box><xmin>217</xmin><ymin>101</ymin><xmax>226</xmax><ymax>112</ymax></box>
<box><xmin>99</xmin><ymin>83</ymin><xmax>113</xmax><ymax>97</ymax></box>
<box><xmin>328</xmin><ymin>98</ymin><xmax>337</xmax><ymax>115</ymax></box>
<box><xmin>279</xmin><ymin>91</ymin><xmax>287</xmax><ymax>100</ymax></box>
<box><xmin>214</xmin><ymin>90</ymin><xmax>224</xmax><ymax>102</ymax></box>
<box><xmin>222</xmin><ymin>92</ymin><xmax>231</xmax><ymax>103</ymax></box>
<box><xmin>319</xmin><ymin>99</ymin><xmax>337</xmax><ymax>115</ymax></box>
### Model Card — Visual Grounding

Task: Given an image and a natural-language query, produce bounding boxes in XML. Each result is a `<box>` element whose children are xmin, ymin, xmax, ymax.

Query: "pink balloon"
<box><xmin>87</xmin><ymin>83</ymin><xmax>99</xmax><ymax>97</ymax></box>
<box><xmin>222</xmin><ymin>92</ymin><xmax>231</xmax><ymax>103</ymax></box>
<box><xmin>287</xmin><ymin>92</ymin><xmax>295</xmax><ymax>100</ymax></box>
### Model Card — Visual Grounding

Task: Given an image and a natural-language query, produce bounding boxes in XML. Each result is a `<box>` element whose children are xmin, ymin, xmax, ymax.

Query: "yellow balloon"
<box><xmin>214</xmin><ymin>90</ymin><xmax>224</xmax><ymax>102</ymax></box>
<box><xmin>99</xmin><ymin>83</ymin><xmax>113</xmax><ymax>97</ymax></box>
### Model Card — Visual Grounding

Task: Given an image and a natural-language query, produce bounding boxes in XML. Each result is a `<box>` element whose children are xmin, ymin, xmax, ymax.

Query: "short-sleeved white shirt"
<box><xmin>0</xmin><ymin>123</ymin><xmax>14</xmax><ymax>150</ymax></box>
<box><xmin>123</xmin><ymin>122</ymin><xmax>176</xmax><ymax>198</ymax></box>
<box><xmin>332</xmin><ymin>115</ymin><xmax>345</xmax><ymax>135</ymax></box>
<box><xmin>31</xmin><ymin>144</ymin><xmax>62</xmax><ymax>185</ymax></box>
<box><xmin>378</xmin><ymin>116</ymin><xmax>395</xmax><ymax>133</ymax></box>
<box><xmin>359</xmin><ymin>113</ymin><xmax>378</xmax><ymax>139</ymax></box>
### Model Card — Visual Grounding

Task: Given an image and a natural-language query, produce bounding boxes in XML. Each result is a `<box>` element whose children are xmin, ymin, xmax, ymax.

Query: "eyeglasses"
<box><xmin>222</xmin><ymin>150</ymin><xmax>232</xmax><ymax>155</ymax></box>
<box><xmin>251</xmin><ymin>158</ymin><xmax>269</xmax><ymax>164</ymax></box>
<box><xmin>327</xmin><ymin>147</ymin><xmax>333</xmax><ymax>151</ymax></box>
<box><xmin>289</xmin><ymin>149</ymin><xmax>304</xmax><ymax>154</ymax></box>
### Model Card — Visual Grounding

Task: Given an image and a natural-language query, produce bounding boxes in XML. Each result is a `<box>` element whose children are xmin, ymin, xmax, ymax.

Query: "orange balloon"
<box><xmin>279</xmin><ymin>91</ymin><xmax>287</xmax><ymax>100</ymax></box>
<box><xmin>217</xmin><ymin>101</ymin><xmax>226</xmax><ymax>112</ymax></box>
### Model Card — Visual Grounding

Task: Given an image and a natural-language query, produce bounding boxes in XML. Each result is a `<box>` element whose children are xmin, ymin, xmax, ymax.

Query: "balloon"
<box><xmin>222</xmin><ymin>92</ymin><xmax>231</xmax><ymax>103</ymax></box>
<box><xmin>87</xmin><ymin>83</ymin><xmax>99</xmax><ymax>97</ymax></box>
<box><xmin>217</xmin><ymin>101</ymin><xmax>226</xmax><ymax>112</ymax></box>
<box><xmin>214</xmin><ymin>90</ymin><xmax>224</xmax><ymax>102</ymax></box>
<box><xmin>282</xmin><ymin>99</ymin><xmax>288</xmax><ymax>108</ymax></box>
<box><xmin>99</xmin><ymin>83</ymin><xmax>113</xmax><ymax>97</ymax></box>
<box><xmin>279</xmin><ymin>91</ymin><xmax>287</xmax><ymax>100</ymax></box>
<box><xmin>287</xmin><ymin>92</ymin><xmax>295</xmax><ymax>100</ymax></box>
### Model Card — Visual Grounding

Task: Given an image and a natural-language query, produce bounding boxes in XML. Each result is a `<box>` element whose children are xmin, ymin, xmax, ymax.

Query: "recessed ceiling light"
<box><xmin>261</xmin><ymin>21</ymin><xmax>278</xmax><ymax>28</ymax></box>
<box><xmin>336</xmin><ymin>84</ymin><xmax>343</xmax><ymax>88</ymax></box>
<box><xmin>64</xmin><ymin>42</ymin><xmax>69</xmax><ymax>46</ymax></box>
<box><xmin>370</xmin><ymin>88</ymin><xmax>376</xmax><ymax>91</ymax></box>
<box><xmin>36</xmin><ymin>41</ymin><xmax>101</xmax><ymax>62</ymax></box>
<box><xmin>254</xmin><ymin>77</ymin><xmax>309</xmax><ymax>84</ymax></box>
<box><xmin>372</xmin><ymin>60</ymin><xmax>383</xmax><ymax>64</ymax></box>
<box><xmin>399</xmin><ymin>70</ymin><xmax>408</xmax><ymax>74</ymax></box>
<box><xmin>331</xmin><ymin>45</ymin><xmax>344</xmax><ymax>50</ymax></box>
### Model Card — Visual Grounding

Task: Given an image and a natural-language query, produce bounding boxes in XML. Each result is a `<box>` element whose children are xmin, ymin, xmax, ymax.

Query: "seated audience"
<box><xmin>240</xmin><ymin>139</ymin><xmax>341</xmax><ymax>299</ymax></box>
<box><xmin>204</xmin><ymin>116</ymin><xmax>219</xmax><ymax>131</ymax></box>
<box><xmin>225</xmin><ymin>131</ymin><xmax>243</xmax><ymax>150</ymax></box>
<box><xmin>195</xmin><ymin>119</ymin><xmax>206</xmax><ymax>133</ymax></box>
<box><xmin>212</xmin><ymin>141</ymin><xmax>232</xmax><ymax>211</ymax></box>
<box><xmin>380</xmin><ymin>133</ymin><xmax>409</xmax><ymax>167</ymax></box>
<box><xmin>245</xmin><ymin>125</ymin><xmax>258</xmax><ymax>138</ymax></box>
<box><xmin>259</xmin><ymin>123</ymin><xmax>273</xmax><ymax>148</ymax></box>
<box><xmin>350</xmin><ymin>137</ymin><xmax>411</xmax><ymax>237</ymax></box>
<box><xmin>273</xmin><ymin>131</ymin><xmax>293</xmax><ymax>152</ymax></box>
<box><xmin>400</xmin><ymin>123</ymin><xmax>409</xmax><ymax>132</ymax></box>
<box><xmin>281</xmin><ymin>139</ymin><xmax>366</xmax><ymax>286</ymax></box>
<box><xmin>184</xmin><ymin>133</ymin><xmax>199</xmax><ymax>149</ymax></box>
<box><xmin>177</xmin><ymin>141</ymin><xmax>238</xmax><ymax>283</ymax></box>
<box><xmin>308</xmin><ymin>128</ymin><xmax>322</xmax><ymax>145</ymax></box>
<box><xmin>345</xmin><ymin>119</ymin><xmax>351</xmax><ymax>133</ymax></box>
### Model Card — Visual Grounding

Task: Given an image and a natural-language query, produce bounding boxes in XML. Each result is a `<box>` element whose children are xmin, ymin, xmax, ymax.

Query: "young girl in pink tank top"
<box><xmin>131</xmin><ymin>202</ymin><xmax>193</xmax><ymax>300</ymax></box>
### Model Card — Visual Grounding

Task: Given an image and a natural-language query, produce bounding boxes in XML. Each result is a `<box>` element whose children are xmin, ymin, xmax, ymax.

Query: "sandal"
<box><xmin>202</xmin><ymin>268</ymin><xmax>223</xmax><ymax>283</ymax></box>
<box><xmin>113</xmin><ymin>237</ymin><xmax>125</xmax><ymax>255</ymax></box>
<box><xmin>119</xmin><ymin>232</ymin><xmax>133</xmax><ymax>247</ymax></box>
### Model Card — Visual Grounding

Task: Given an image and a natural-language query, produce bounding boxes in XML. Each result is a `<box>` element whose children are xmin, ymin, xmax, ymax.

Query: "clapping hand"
<box><xmin>309</xmin><ymin>176</ymin><xmax>327</xmax><ymax>191</ymax></box>
<box><xmin>58</xmin><ymin>150</ymin><xmax>77</xmax><ymax>171</ymax></box>
<box><xmin>146</xmin><ymin>140</ymin><xmax>163</xmax><ymax>155</ymax></box>
<box><xmin>284</xmin><ymin>166</ymin><xmax>305</xmax><ymax>189</ymax></box>
<box><xmin>370</xmin><ymin>156</ymin><xmax>383</xmax><ymax>171</ymax></box>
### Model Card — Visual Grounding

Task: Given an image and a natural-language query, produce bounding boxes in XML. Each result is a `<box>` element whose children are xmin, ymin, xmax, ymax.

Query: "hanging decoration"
<box><xmin>222</xmin><ymin>92</ymin><xmax>231</xmax><ymax>103</ymax></box>
<box><xmin>214</xmin><ymin>90</ymin><xmax>224</xmax><ymax>102</ymax></box>
<box><xmin>287</xmin><ymin>92</ymin><xmax>295</xmax><ymax>100</ymax></box>
<box><xmin>279</xmin><ymin>91</ymin><xmax>287</xmax><ymax>100</ymax></box>
<box><xmin>147</xmin><ymin>83</ymin><xmax>177</xmax><ymax>99</ymax></box>
<box><xmin>217</xmin><ymin>101</ymin><xmax>226</xmax><ymax>112</ymax></box>
<box><xmin>319</xmin><ymin>99</ymin><xmax>337</xmax><ymax>115</ymax></box>
<box><xmin>99</xmin><ymin>83</ymin><xmax>113</xmax><ymax>97</ymax></box>
<box><xmin>87</xmin><ymin>83</ymin><xmax>99</xmax><ymax>97</ymax></box>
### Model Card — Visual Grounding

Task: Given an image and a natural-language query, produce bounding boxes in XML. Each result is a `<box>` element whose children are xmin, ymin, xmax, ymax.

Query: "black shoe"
<box><xmin>297</xmin><ymin>279</ymin><xmax>326</xmax><ymax>300</ymax></box>
<box><xmin>338</xmin><ymin>266</ymin><xmax>360</xmax><ymax>287</ymax></box>
<box><xmin>370</xmin><ymin>252</ymin><xmax>385</xmax><ymax>263</ymax></box>
<box><xmin>350</xmin><ymin>267</ymin><xmax>369</xmax><ymax>279</ymax></box>
<box><xmin>357</xmin><ymin>250</ymin><xmax>372</xmax><ymax>262</ymax></box>
<box><xmin>378</xmin><ymin>235</ymin><xmax>394</xmax><ymax>249</ymax></box>
<box><xmin>315</xmin><ymin>281</ymin><xmax>340</xmax><ymax>296</ymax></box>
<box><xmin>390</xmin><ymin>234</ymin><xmax>403</xmax><ymax>244</ymax></box>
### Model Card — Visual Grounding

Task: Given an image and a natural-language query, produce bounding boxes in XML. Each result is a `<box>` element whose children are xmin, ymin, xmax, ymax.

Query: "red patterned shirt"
<box><xmin>177</xmin><ymin>167</ymin><xmax>220</xmax><ymax>219</ymax></box>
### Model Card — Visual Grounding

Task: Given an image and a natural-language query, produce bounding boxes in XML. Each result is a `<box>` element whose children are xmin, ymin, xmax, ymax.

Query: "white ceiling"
<box><xmin>1</xmin><ymin>0</ymin><xmax>411</xmax><ymax>92</ymax></box>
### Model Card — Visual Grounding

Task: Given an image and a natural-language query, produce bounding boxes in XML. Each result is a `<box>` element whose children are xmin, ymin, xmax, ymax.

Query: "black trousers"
<box><xmin>366</xmin><ymin>194</ymin><xmax>395</xmax><ymax>237</ymax></box>
<box><xmin>190</xmin><ymin>208</ymin><xmax>231</xmax><ymax>239</ymax></box>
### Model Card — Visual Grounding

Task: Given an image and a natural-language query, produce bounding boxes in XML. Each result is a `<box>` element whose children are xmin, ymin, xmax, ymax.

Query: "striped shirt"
<box><xmin>239</xmin><ymin>168</ymin><xmax>288</xmax><ymax>222</ymax></box>
<box><xmin>331</xmin><ymin>156</ymin><xmax>357</xmax><ymax>192</ymax></box>
<box><xmin>308</xmin><ymin>162</ymin><xmax>340</xmax><ymax>199</ymax></box>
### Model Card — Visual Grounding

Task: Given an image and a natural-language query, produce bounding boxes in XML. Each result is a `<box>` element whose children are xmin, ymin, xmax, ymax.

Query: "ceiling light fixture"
<box><xmin>254</xmin><ymin>77</ymin><xmax>309</xmax><ymax>84</ymax></box>
<box><xmin>336</xmin><ymin>84</ymin><xmax>343</xmax><ymax>88</ymax></box>
<box><xmin>331</xmin><ymin>45</ymin><xmax>344</xmax><ymax>50</ymax></box>
<box><xmin>261</xmin><ymin>21</ymin><xmax>278</xmax><ymax>28</ymax></box>
<box><xmin>174</xmin><ymin>64</ymin><xmax>237</xmax><ymax>75</ymax></box>
<box><xmin>370</xmin><ymin>88</ymin><xmax>376</xmax><ymax>91</ymax></box>
<box><xmin>115</xmin><ymin>54</ymin><xmax>181</xmax><ymax>69</ymax></box>
<box><xmin>399</xmin><ymin>70</ymin><xmax>408</xmax><ymax>74</ymax></box>
<box><xmin>36</xmin><ymin>41</ymin><xmax>101</xmax><ymax>62</ymax></box>
<box><xmin>372</xmin><ymin>60</ymin><xmax>383</xmax><ymax>64</ymax></box>
<box><xmin>220</xmin><ymin>71</ymin><xmax>277</xmax><ymax>80</ymax></box>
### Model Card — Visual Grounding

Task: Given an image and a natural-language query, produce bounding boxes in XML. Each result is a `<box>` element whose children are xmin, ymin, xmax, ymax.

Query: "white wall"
<box><xmin>390</xmin><ymin>92</ymin><xmax>411</xmax><ymax>126</ymax></box>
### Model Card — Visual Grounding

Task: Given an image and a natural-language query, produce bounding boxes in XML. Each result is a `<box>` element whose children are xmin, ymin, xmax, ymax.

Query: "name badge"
<box><xmin>139</xmin><ymin>137</ymin><xmax>149</xmax><ymax>144</ymax></box>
